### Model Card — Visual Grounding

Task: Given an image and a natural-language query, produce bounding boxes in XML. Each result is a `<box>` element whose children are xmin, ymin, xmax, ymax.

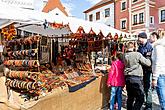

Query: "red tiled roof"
<box><xmin>84</xmin><ymin>0</ymin><xmax>113</xmax><ymax>13</ymax></box>
<box><xmin>42</xmin><ymin>0</ymin><xmax>68</xmax><ymax>16</ymax></box>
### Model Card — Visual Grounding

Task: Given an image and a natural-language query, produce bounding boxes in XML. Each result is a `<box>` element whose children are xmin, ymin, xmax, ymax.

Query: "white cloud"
<box><xmin>86</xmin><ymin>0</ymin><xmax>101</xmax><ymax>5</ymax></box>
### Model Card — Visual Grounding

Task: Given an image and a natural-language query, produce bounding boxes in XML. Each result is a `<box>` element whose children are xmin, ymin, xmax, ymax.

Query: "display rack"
<box><xmin>3</xmin><ymin>35</ymin><xmax>42</xmax><ymax>99</ymax></box>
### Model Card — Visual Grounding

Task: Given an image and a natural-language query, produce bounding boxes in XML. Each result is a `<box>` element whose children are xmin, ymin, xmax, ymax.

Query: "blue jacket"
<box><xmin>137</xmin><ymin>41</ymin><xmax>153</xmax><ymax>72</ymax></box>
<box><xmin>138</xmin><ymin>41</ymin><xmax>153</xmax><ymax>57</ymax></box>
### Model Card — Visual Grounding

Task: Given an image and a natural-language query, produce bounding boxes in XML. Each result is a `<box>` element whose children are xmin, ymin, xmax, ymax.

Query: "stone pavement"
<box><xmin>101</xmin><ymin>90</ymin><xmax>161</xmax><ymax>110</ymax></box>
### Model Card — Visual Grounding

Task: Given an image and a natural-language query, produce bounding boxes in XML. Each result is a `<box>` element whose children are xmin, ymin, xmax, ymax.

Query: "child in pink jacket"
<box><xmin>107</xmin><ymin>52</ymin><xmax>125</xmax><ymax>110</ymax></box>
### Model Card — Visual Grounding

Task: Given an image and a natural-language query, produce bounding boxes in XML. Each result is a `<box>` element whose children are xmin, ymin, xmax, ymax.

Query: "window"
<box><xmin>132</xmin><ymin>0</ymin><xmax>138</xmax><ymax>3</ymax></box>
<box><xmin>161</xmin><ymin>9</ymin><xmax>165</xmax><ymax>22</ymax></box>
<box><xmin>96</xmin><ymin>12</ymin><xmax>100</xmax><ymax>20</ymax></box>
<box><xmin>89</xmin><ymin>14</ymin><xmax>93</xmax><ymax>21</ymax></box>
<box><xmin>139</xmin><ymin>13</ymin><xmax>144</xmax><ymax>24</ymax></box>
<box><xmin>121</xmin><ymin>2</ymin><xmax>126</xmax><ymax>10</ymax></box>
<box><xmin>121</xmin><ymin>20</ymin><xmax>126</xmax><ymax>29</ymax></box>
<box><xmin>133</xmin><ymin>14</ymin><xmax>138</xmax><ymax>25</ymax></box>
<box><xmin>150</xmin><ymin>16</ymin><xmax>154</xmax><ymax>24</ymax></box>
<box><xmin>105</xmin><ymin>8</ymin><xmax>110</xmax><ymax>17</ymax></box>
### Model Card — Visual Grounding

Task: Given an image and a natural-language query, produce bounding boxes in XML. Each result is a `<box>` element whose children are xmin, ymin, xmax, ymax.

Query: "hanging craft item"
<box><xmin>5</xmin><ymin>71</ymin><xmax>39</xmax><ymax>81</ymax></box>
<box><xmin>49</xmin><ymin>22</ymin><xmax>64</xmax><ymax>29</ymax></box>
<box><xmin>87</xmin><ymin>28</ymin><xmax>96</xmax><ymax>52</ymax></box>
<box><xmin>97</xmin><ymin>31</ymin><xmax>104</xmax><ymax>40</ymax></box>
<box><xmin>124</xmin><ymin>34</ymin><xmax>127</xmax><ymax>38</ymax></box>
<box><xmin>119</xmin><ymin>34</ymin><xmax>123</xmax><ymax>42</ymax></box>
<box><xmin>7</xmin><ymin>49</ymin><xmax>38</xmax><ymax>58</ymax></box>
<box><xmin>74</xmin><ymin>26</ymin><xmax>85</xmax><ymax>39</ymax></box>
<box><xmin>107</xmin><ymin>33</ymin><xmax>113</xmax><ymax>40</ymax></box>
<box><xmin>1</xmin><ymin>24</ymin><xmax>16</xmax><ymax>40</ymax></box>
<box><xmin>88</xmin><ymin>28</ymin><xmax>96</xmax><ymax>41</ymax></box>
<box><xmin>114</xmin><ymin>33</ymin><xmax>119</xmax><ymax>41</ymax></box>
<box><xmin>89</xmin><ymin>28</ymin><xmax>96</xmax><ymax>35</ymax></box>
<box><xmin>5</xmin><ymin>36</ymin><xmax>41</xmax><ymax>47</ymax></box>
<box><xmin>5</xmin><ymin>79</ymin><xmax>39</xmax><ymax>90</ymax></box>
<box><xmin>4</xmin><ymin>60</ymin><xmax>40</xmax><ymax>67</ymax></box>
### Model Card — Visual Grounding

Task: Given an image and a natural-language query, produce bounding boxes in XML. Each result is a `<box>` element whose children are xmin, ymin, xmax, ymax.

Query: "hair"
<box><xmin>111</xmin><ymin>56</ymin><xmax>116</xmax><ymax>61</ymax></box>
<box><xmin>138</xmin><ymin>32</ymin><xmax>147</xmax><ymax>39</ymax></box>
<box><xmin>116</xmin><ymin>52</ymin><xmax>123</xmax><ymax>61</ymax></box>
<box><xmin>151</xmin><ymin>32</ymin><xmax>160</xmax><ymax>39</ymax></box>
<box><xmin>127</xmin><ymin>42</ymin><xmax>134</xmax><ymax>50</ymax></box>
<box><xmin>159</xmin><ymin>30</ymin><xmax>165</xmax><ymax>38</ymax></box>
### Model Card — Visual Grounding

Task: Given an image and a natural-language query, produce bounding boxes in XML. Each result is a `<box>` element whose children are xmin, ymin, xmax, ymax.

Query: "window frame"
<box><xmin>139</xmin><ymin>12</ymin><xmax>144</xmax><ymax>24</ymax></box>
<box><xmin>89</xmin><ymin>14</ymin><xmax>93</xmax><ymax>21</ymax></box>
<box><xmin>150</xmin><ymin>16</ymin><xmax>154</xmax><ymax>24</ymax></box>
<box><xmin>96</xmin><ymin>12</ymin><xmax>100</xmax><ymax>20</ymax></box>
<box><xmin>121</xmin><ymin>1</ymin><xmax>126</xmax><ymax>11</ymax></box>
<box><xmin>120</xmin><ymin>18</ymin><xmax>127</xmax><ymax>30</ymax></box>
<box><xmin>161</xmin><ymin>9</ymin><xmax>165</xmax><ymax>22</ymax></box>
<box><xmin>132</xmin><ymin>0</ymin><xmax>138</xmax><ymax>3</ymax></box>
<box><xmin>105</xmin><ymin>8</ymin><xmax>110</xmax><ymax>18</ymax></box>
<box><xmin>133</xmin><ymin>14</ymin><xmax>138</xmax><ymax>25</ymax></box>
<box><xmin>159</xmin><ymin>7</ymin><xmax>165</xmax><ymax>24</ymax></box>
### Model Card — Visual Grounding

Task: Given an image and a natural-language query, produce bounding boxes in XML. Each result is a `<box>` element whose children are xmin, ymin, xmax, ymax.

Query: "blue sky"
<box><xmin>61</xmin><ymin>0</ymin><xmax>101</xmax><ymax>19</ymax></box>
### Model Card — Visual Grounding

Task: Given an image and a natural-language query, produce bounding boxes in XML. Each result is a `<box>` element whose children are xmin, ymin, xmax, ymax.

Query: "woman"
<box><xmin>152</xmin><ymin>31</ymin><xmax>165</xmax><ymax>110</ymax></box>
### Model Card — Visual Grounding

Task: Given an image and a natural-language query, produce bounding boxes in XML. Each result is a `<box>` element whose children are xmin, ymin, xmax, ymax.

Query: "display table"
<box><xmin>0</xmin><ymin>75</ymin><xmax>109</xmax><ymax>110</ymax></box>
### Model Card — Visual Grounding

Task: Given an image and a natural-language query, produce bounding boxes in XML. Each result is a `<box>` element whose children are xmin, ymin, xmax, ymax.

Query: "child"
<box><xmin>124</xmin><ymin>42</ymin><xmax>151</xmax><ymax>110</ymax></box>
<box><xmin>107</xmin><ymin>52</ymin><xmax>125</xmax><ymax>110</ymax></box>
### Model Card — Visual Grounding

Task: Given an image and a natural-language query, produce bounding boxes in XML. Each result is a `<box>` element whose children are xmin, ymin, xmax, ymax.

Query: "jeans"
<box><xmin>156</xmin><ymin>76</ymin><xmax>165</xmax><ymax>110</ymax></box>
<box><xmin>110</xmin><ymin>87</ymin><xmax>122</xmax><ymax>110</ymax></box>
<box><xmin>126</xmin><ymin>76</ymin><xmax>144</xmax><ymax>110</ymax></box>
<box><xmin>143</xmin><ymin>72</ymin><xmax>152</xmax><ymax>109</ymax></box>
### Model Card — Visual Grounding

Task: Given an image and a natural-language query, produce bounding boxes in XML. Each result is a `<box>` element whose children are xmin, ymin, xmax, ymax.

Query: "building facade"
<box><xmin>154</xmin><ymin>0</ymin><xmax>165</xmax><ymax>31</ymax></box>
<box><xmin>115</xmin><ymin>0</ymin><xmax>165</xmax><ymax>34</ymax></box>
<box><xmin>84</xmin><ymin>0</ymin><xmax>115</xmax><ymax>27</ymax></box>
<box><xmin>85</xmin><ymin>0</ymin><xmax>165</xmax><ymax>34</ymax></box>
<box><xmin>42</xmin><ymin>0</ymin><xmax>68</xmax><ymax>17</ymax></box>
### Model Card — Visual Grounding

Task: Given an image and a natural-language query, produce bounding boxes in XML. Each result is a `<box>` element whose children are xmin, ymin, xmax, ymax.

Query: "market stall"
<box><xmin>0</xmin><ymin>6</ymin><xmax>133</xmax><ymax>109</ymax></box>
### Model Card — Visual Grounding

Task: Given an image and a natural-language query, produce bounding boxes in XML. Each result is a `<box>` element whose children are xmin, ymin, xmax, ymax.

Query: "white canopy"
<box><xmin>15</xmin><ymin>24</ymin><xmax>72</xmax><ymax>36</ymax></box>
<box><xmin>67</xmin><ymin>17</ymin><xmax>129</xmax><ymax>37</ymax></box>
<box><xmin>0</xmin><ymin>3</ymin><xmax>129</xmax><ymax>37</ymax></box>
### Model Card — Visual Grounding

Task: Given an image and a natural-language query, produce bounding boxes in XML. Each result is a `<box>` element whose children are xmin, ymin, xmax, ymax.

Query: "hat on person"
<box><xmin>138</xmin><ymin>32</ymin><xmax>147</xmax><ymax>39</ymax></box>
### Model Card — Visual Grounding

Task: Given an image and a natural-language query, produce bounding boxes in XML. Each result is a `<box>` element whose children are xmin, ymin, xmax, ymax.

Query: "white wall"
<box><xmin>48</xmin><ymin>8</ymin><xmax>67</xmax><ymax>17</ymax></box>
<box><xmin>85</xmin><ymin>3</ymin><xmax>115</xmax><ymax>27</ymax></box>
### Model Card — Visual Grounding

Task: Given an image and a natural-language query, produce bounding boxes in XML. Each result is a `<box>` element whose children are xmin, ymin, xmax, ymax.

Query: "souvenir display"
<box><xmin>4</xmin><ymin>60</ymin><xmax>40</xmax><ymax>67</ymax></box>
<box><xmin>1</xmin><ymin>24</ymin><xmax>16</xmax><ymax>40</ymax></box>
<box><xmin>3</xmin><ymin>35</ymin><xmax>43</xmax><ymax>99</ymax></box>
<box><xmin>5</xmin><ymin>71</ymin><xmax>39</xmax><ymax>81</ymax></box>
<box><xmin>3</xmin><ymin>30</ymin><xmax>114</xmax><ymax>101</ymax></box>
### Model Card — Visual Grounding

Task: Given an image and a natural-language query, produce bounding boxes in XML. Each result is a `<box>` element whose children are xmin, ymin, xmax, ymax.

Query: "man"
<box><xmin>137</xmin><ymin>32</ymin><xmax>153</xmax><ymax>110</ymax></box>
<box><xmin>124</xmin><ymin>42</ymin><xmax>151</xmax><ymax>110</ymax></box>
<box><xmin>152</xmin><ymin>31</ymin><xmax>165</xmax><ymax>110</ymax></box>
<box><xmin>150</xmin><ymin>32</ymin><xmax>160</xmax><ymax>44</ymax></box>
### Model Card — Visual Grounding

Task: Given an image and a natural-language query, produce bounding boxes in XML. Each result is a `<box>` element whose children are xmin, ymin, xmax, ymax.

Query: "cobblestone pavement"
<box><xmin>101</xmin><ymin>90</ymin><xmax>161</xmax><ymax>110</ymax></box>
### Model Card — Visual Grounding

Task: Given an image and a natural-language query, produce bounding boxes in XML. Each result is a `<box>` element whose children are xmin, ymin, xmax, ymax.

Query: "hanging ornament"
<box><xmin>49</xmin><ymin>22</ymin><xmax>64</xmax><ymax>29</ymax></box>
<box><xmin>124</xmin><ymin>34</ymin><xmax>127</xmax><ymax>38</ymax></box>
<box><xmin>1</xmin><ymin>24</ymin><xmax>16</xmax><ymax>40</ymax></box>
<box><xmin>74</xmin><ymin>26</ymin><xmax>85</xmax><ymax>39</ymax></box>
<box><xmin>119</xmin><ymin>34</ymin><xmax>123</xmax><ymax>42</ymax></box>
<box><xmin>88</xmin><ymin>28</ymin><xmax>96</xmax><ymax>41</ymax></box>
<box><xmin>114</xmin><ymin>33</ymin><xmax>118</xmax><ymax>41</ymax></box>
<box><xmin>107</xmin><ymin>33</ymin><xmax>113</xmax><ymax>40</ymax></box>
<box><xmin>98</xmin><ymin>31</ymin><xmax>104</xmax><ymax>40</ymax></box>
<box><xmin>76</xmin><ymin>26</ymin><xmax>85</xmax><ymax>34</ymax></box>
<box><xmin>89</xmin><ymin>28</ymin><xmax>96</xmax><ymax>35</ymax></box>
